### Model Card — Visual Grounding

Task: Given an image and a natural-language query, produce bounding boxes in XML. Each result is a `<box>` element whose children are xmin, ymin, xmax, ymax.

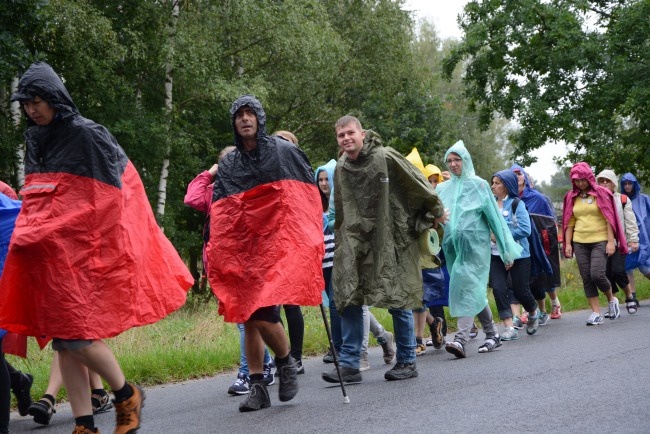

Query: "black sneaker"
<box><xmin>322</xmin><ymin>350</ymin><xmax>334</xmax><ymax>364</ymax></box>
<box><xmin>238</xmin><ymin>383</ymin><xmax>270</xmax><ymax>412</ymax></box>
<box><xmin>277</xmin><ymin>356</ymin><xmax>299</xmax><ymax>402</ymax></box>
<box><xmin>321</xmin><ymin>366</ymin><xmax>362</xmax><ymax>384</ymax></box>
<box><xmin>28</xmin><ymin>397</ymin><xmax>56</xmax><ymax>425</ymax></box>
<box><xmin>384</xmin><ymin>362</ymin><xmax>418</xmax><ymax>381</ymax></box>
<box><xmin>12</xmin><ymin>372</ymin><xmax>33</xmax><ymax>416</ymax></box>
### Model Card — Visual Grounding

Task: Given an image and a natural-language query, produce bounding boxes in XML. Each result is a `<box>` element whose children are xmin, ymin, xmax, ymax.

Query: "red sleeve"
<box><xmin>184</xmin><ymin>171</ymin><xmax>214</xmax><ymax>214</ymax></box>
<box><xmin>0</xmin><ymin>181</ymin><xmax>18</xmax><ymax>200</ymax></box>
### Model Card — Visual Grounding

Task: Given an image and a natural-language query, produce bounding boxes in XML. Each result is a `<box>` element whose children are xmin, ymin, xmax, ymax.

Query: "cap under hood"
<box><xmin>595</xmin><ymin>169</ymin><xmax>619</xmax><ymax>192</ymax></box>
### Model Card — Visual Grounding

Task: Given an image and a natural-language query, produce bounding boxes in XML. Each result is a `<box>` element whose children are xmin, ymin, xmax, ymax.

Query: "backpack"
<box><xmin>511</xmin><ymin>197</ymin><xmax>553</xmax><ymax>278</ymax></box>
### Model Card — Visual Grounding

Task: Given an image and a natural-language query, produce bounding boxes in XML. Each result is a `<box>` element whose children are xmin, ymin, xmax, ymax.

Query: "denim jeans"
<box><xmin>339</xmin><ymin>305</ymin><xmax>415</xmax><ymax>368</ymax></box>
<box><xmin>389</xmin><ymin>308</ymin><xmax>416</xmax><ymax>364</ymax></box>
<box><xmin>237</xmin><ymin>323</ymin><xmax>271</xmax><ymax>376</ymax></box>
<box><xmin>323</xmin><ymin>267</ymin><xmax>342</xmax><ymax>352</ymax></box>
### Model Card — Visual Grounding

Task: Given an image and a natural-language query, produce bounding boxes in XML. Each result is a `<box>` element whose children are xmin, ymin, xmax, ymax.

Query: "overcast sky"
<box><xmin>403</xmin><ymin>0</ymin><xmax>566</xmax><ymax>184</ymax></box>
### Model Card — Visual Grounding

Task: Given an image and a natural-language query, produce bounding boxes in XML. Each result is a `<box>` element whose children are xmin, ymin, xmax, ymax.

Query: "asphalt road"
<box><xmin>9</xmin><ymin>306</ymin><xmax>650</xmax><ymax>433</ymax></box>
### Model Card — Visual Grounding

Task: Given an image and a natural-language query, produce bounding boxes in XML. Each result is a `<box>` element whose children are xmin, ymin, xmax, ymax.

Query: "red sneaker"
<box><xmin>551</xmin><ymin>304</ymin><xmax>562</xmax><ymax>319</ymax></box>
<box><xmin>520</xmin><ymin>312</ymin><xmax>528</xmax><ymax>324</ymax></box>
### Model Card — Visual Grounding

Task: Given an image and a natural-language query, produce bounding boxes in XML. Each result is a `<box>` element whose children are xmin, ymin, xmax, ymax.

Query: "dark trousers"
<box><xmin>0</xmin><ymin>339</ymin><xmax>9</xmax><ymax>434</ymax></box>
<box><xmin>606</xmin><ymin>249</ymin><xmax>629</xmax><ymax>293</ymax></box>
<box><xmin>489</xmin><ymin>255</ymin><xmax>537</xmax><ymax>319</ymax></box>
<box><xmin>574</xmin><ymin>241</ymin><xmax>610</xmax><ymax>298</ymax></box>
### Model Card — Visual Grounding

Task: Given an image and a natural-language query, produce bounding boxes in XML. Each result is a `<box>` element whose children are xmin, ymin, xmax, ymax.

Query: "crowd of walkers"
<box><xmin>1</xmin><ymin>62</ymin><xmax>648</xmax><ymax>434</ymax></box>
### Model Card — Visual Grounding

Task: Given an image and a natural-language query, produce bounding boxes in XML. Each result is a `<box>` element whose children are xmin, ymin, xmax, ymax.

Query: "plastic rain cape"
<box><xmin>436</xmin><ymin>141</ymin><xmax>522</xmax><ymax>317</ymax></box>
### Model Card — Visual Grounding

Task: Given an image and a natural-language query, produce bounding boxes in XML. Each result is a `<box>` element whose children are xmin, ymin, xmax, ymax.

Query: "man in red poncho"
<box><xmin>0</xmin><ymin>62</ymin><xmax>193</xmax><ymax>434</ymax></box>
<box><xmin>207</xmin><ymin>95</ymin><xmax>323</xmax><ymax>412</ymax></box>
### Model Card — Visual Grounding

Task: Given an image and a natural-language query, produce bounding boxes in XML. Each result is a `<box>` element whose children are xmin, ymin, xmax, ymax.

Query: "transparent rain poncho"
<box><xmin>436</xmin><ymin>141</ymin><xmax>522</xmax><ymax>317</ymax></box>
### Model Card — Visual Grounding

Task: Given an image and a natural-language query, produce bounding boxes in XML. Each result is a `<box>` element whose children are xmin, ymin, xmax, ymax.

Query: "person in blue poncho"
<box><xmin>489</xmin><ymin>170</ymin><xmax>541</xmax><ymax>341</ymax></box>
<box><xmin>0</xmin><ymin>192</ymin><xmax>21</xmax><ymax>434</ymax></box>
<box><xmin>510</xmin><ymin>164</ymin><xmax>563</xmax><ymax>323</ymax></box>
<box><xmin>436</xmin><ymin>141</ymin><xmax>522</xmax><ymax>358</ymax></box>
<box><xmin>620</xmin><ymin>173</ymin><xmax>650</xmax><ymax>305</ymax></box>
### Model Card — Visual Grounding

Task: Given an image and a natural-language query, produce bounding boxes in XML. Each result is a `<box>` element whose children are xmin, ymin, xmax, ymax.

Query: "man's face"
<box><xmin>597</xmin><ymin>177</ymin><xmax>615</xmax><ymax>193</ymax></box>
<box><xmin>445</xmin><ymin>153</ymin><xmax>463</xmax><ymax>176</ymax></box>
<box><xmin>234</xmin><ymin>106</ymin><xmax>258</xmax><ymax>141</ymax></box>
<box><xmin>336</xmin><ymin>123</ymin><xmax>365</xmax><ymax>159</ymax></box>
<box><xmin>318</xmin><ymin>171</ymin><xmax>330</xmax><ymax>195</ymax></box>
<box><xmin>623</xmin><ymin>181</ymin><xmax>633</xmax><ymax>193</ymax></box>
<box><xmin>22</xmin><ymin>96</ymin><xmax>56</xmax><ymax>126</ymax></box>
<box><xmin>514</xmin><ymin>169</ymin><xmax>526</xmax><ymax>192</ymax></box>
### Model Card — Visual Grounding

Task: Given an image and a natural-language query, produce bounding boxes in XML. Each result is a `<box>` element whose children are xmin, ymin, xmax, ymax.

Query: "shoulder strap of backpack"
<box><xmin>511</xmin><ymin>197</ymin><xmax>520</xmax><ymax>213</ymax></box>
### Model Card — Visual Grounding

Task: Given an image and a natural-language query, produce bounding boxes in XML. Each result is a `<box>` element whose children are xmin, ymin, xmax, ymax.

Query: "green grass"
<box><xmin>7</xmin><ymin>263</ymin><xmax>650</xmax><ymax>407</ymax></box>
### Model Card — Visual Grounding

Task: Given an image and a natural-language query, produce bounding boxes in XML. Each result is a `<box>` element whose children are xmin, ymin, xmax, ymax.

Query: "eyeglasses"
<box><xmin>445</xmin><ymin>158</ymin><xmax>462</xmax><ymax>166</ymax></box>
<box><xmin>597</xmin><ymin>178</ymin><xmax>612</xmax><ymax>184</ymax></box>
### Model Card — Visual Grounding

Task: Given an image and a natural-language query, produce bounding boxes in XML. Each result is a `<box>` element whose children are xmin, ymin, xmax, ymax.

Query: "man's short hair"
<box><xmin>335</xmin><ymin>115</ymin><xmax>362</xmax><ymax>131</ymax></box>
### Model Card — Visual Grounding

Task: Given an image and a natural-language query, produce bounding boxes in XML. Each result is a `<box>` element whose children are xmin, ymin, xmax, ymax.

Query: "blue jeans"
<box><xmin>237</xmin><ymin>323</ymin><xmax>271</xmax><ymax>376</ymax></box>
<box><xmin>324</xmin><ymin>267</ymin><xmax>342</xmax><ymax>352</ymax></box>
<box><xmin>339</xmin><ymin>306</ymin><xmax>415</xmax><ymax>368</ymax></box>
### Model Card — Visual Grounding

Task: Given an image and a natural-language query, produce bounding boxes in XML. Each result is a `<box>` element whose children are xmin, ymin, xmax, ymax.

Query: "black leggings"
<box><xmin>489</xmin><ymin>255</ymin><xmax>537</xmax><ymax>319</ymax></box>
<box><xmin>282</xmin><ymin>305</ymin><xmax>304</xmax><ymax>360</ymax></box>
<box><xmin>0</xmin><ymin>339</ymin><xmax>10</xmax><ymax>434</ymax></box>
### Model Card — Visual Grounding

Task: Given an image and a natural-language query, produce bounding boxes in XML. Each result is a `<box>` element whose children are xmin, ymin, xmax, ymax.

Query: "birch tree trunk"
<box><xmin>155</xmin><ymin>0</ymin><xmax>179</xmax><ymax>224</ymax></box>
<box><xmin>11</xmin><ymin>76</ymin><xmax>25</xmax><ymax>188</ymax></box>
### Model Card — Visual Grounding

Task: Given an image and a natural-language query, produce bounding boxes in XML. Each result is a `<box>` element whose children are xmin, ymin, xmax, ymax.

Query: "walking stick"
<box><xmin>319</xmin><ymin>303</ymin><xmax>350</xmax><ymax>403</ymax></box>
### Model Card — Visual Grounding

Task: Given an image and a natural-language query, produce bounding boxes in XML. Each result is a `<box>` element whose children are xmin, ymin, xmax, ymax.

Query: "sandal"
<box><xmin>478</xmin><ymin>335</ymin><xmax>502</xmax><ymax>353</ymax></box>
<box><xmin>469</xmin><ymin>323</ymin><xmax>479</xmax><ymax>339</ymax></box>
<box><xmin>625</xmin><ymin>298</ymin><xmax>637</xmax><ymax>315</ymax></box>
<box><xmin>28</xmin><ymin>397</ymin><xmax>56</xmax><ymax>425</ymax></box>
<box><xmin>92</xmin><ymin>392</ymin><xmax>114</xmax><ymax>414</ymax></box>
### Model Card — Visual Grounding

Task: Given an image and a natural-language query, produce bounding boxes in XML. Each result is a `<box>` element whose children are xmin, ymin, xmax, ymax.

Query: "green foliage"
<box><xmin>443</xmin><ymin>0</ymin><xmax>650</xmax><ymax>184</ymax></box>
<box><xmin>1</xmin><ymin>0</ymin><xmax>513</xmax><ymax>292</ymax></box>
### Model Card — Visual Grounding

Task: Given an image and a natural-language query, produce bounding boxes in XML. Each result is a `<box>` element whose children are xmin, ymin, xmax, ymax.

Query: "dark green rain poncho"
<box><xmin>436</xmin><ymin>141</ymin><xmax>522</xmax><ymax>317</ymax></box>
<box><xmin>332</xmin><ymin>130</ymin><xmax>445</xmax><ymax>311</ymax></box>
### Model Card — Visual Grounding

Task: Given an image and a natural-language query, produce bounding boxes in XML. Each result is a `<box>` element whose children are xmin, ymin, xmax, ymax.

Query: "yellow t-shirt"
<box><xmin>568</xmin><ymin>195</ymin><xmax>608</xmax><ymax>243</ymax></box>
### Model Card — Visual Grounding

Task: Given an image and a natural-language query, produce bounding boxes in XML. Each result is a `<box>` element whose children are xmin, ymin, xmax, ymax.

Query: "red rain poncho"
<box><xmin>0</xmin><ymin>62</ymin><xmax>193</xmax><ymax>340</ymax></box>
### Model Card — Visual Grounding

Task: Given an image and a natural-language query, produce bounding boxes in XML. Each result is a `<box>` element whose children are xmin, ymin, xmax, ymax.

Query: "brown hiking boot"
<box><xmin>113</xmin><ymin>383</ymin><xmax>145</xmax><ymax>434</ymax></box>
<box><xmin>72</xmin><ymin>426</ymin><xmax>99</xmax><ymax>433</ymax></box>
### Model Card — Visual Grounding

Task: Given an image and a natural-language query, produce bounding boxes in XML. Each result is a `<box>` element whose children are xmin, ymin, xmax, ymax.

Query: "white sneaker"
<box><xmin>608</xmin><ymin>298</ymin><xmax>620</xmax><ymax>320</ymax></box>
<box><xmin>586</xmin><ymin>312</ymin><xmax>603</xmax><ymax>326</ymax></box>
<box><xmin>360</xmin><ymin>353</ymin><xmax>370</xmax><ymax>371</ymax></box>
<box><xmin>501</xmin><ymin>326</ymin><xmax>518</xmax><ymax>341</ymax></box>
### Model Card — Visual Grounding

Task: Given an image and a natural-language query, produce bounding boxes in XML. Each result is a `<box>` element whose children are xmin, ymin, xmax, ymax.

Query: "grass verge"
<box><xmin>7</xmin><ymin>261</ymin><xmax>649</xmax><ymax>406</ymax></box>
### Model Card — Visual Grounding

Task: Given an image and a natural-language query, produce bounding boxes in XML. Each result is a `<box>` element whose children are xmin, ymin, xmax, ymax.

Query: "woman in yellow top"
<box><xmin>562</xmin><ymin>162</ymin><xmax>628</xmax><ymax>326</ymax></box>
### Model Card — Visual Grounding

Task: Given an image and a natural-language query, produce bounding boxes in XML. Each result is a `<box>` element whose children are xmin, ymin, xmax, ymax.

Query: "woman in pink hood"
<box><xmin>562</xmin><ymin>162</ymin><xmax>628</xmax><ymax>326</ymax></box>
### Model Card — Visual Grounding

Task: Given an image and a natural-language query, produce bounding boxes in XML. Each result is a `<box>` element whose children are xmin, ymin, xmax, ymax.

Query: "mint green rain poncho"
<box><xmin>436</xmin><ymin>141</ymin><xmax>522</xmax><ymax>317</ymax></box>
